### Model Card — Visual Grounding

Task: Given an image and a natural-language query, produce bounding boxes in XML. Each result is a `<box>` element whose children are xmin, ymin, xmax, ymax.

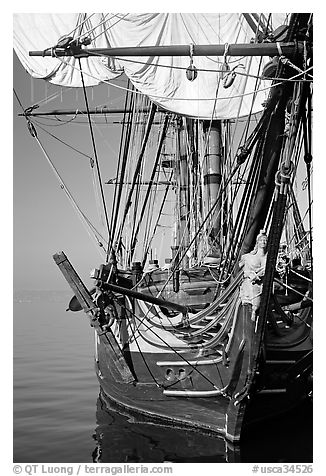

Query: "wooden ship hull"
<box><xmin>96</xmin><ymin>327</ymin><xmax>312</xmax><ymax>442</ymax></box>
<box><xmin>54</xmin><ymin>251</ymin><xmax>312</xmax><ymax>442</ymax></box>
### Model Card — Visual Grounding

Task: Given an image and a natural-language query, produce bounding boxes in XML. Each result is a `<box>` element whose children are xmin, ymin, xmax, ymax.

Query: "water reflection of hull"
<box><xmin>93</xmin><ymin>391</ymin><xmax>312</xmax><ymax>463</ymax></box>
<box><xmin>93</xmin><ymin>391</ymin><xmax>240</xmax><ymax>463</ymax></box>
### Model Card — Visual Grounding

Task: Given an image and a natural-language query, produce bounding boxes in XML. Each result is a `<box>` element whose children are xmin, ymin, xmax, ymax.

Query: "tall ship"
<box><xmin>14</xmin><ymin>13</ymin><xmax>313</xmax><ymax>442</ymax></box>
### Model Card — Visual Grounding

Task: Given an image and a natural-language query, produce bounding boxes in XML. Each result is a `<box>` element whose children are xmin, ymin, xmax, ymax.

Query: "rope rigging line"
<box><xmin>72</xmin><ymin>106</ymin><xmax>127</xmax><ymax>225</ymax></box>
<box><xmin>31</xmin><ymin>136</ymin><xmax>107</xmax><ymax>251</ymax></box>
<box><xmin>302</xmin><ymin>85</ymin><xmax>313</xmax><ymax>260</ymax></box>
<box><xmin>64</xmin><ymin>14</ymin><xmax>129</xmax><ymax>52</ymax></box>
<box><xmin>34</xmin><ymin>142</ymin><xmax>108</xmax><ymax>251</ymax></box>
<box><xmin>117</xmin><ymin>295</ymin><xmax>225</xmax><ymax>390</ymax></box>
<box><xmin>44</xmin><ymin>14</ymin><xmax>124</xmax><ymax>52</ymax></box>
<box><xmin>99</xmin><ymin>41</ymin><xmax>298</xmax><ymax>294</ymax></box>
<box><xmin>274</xmin><ymin>278</ymin><xmax>313</xmax><ymax>302</ymax></box>
<box><xmin>54</xmin><ymin>53</ymin><xmax>313</xmax><ymax>103</ymax></box>
<box><xmin>285</xmin><ymin>198</ymin><xmax>313</xmax><ymax>250</ymax></box>
<box><xmin>151</xmin><ymin>159</ymin><xmax>248</xmax><ymax>301</ymax></box>
<box><xmin>129</xmin><ymin>102</ymin><xmax>154</xmax><ymax>261</ymax></box>
<box><xmin>130</xmin><ymin>114</ymin><xmax>171</xmax><ymax>262</ymax></box>
<box><xmin>282</xmin><ymin>130</ymin><xmax>306</xmax><ymax>252</ymax></box>
<box><xmin>142</xmin><ymin>162</ymin><xmax>165</xmax><ymax>263</ymax></box>
<box><xmin>61</xmin><ymin>13</ymin><xmax>97</xmax><ymax>40</ymax></box>
<box><xmin>175</xmin><ymin>82</ymin><xmax>269</xmax><ymax>284</ymax></box>
<box><xmin>163</xmin><ymin>76</ymin><xmax>223</xmax><ymax>272</ymax></box>
<box><xmin>218</xmin><ymin>78</ymin><xmax>284</xmax><ymax>275</ymax></box>
<box><xmin>224</xmin><ymin>74</ymin><xmax>295</xmax><ymax>268</ymax></box>
<box><xmin>28</xmin><ymin>93</ymin><xmax>125</xmax><ymax>124</ymax></box>
<box><xmin>78</xmin><ymin>58</ymin><xmax>113</xmax><ymax>259</ymax></box>
<box><xmin>200</xmin><ymin>56</ymin><xmax>264</xmax><ymax>269</ymax></box>
<box><xmin>240</xmin><ymin>56</ymin><xmax>264</xmax><ymax>146</ymax></box>
<box><xmin>32</xmin><ymin>111</ymin><xmax>115</xmax><ymax>250</ymax></box>
<box><xmin>274</xmin><ymin>82</ymin><xmax>313</xmax><ymax>263</ymax></box>
<box><xmin>109</xmin><ymin>83</ymin><xmax>133</xmax><ymax>255</ymax></box>
<box><xmin>124</xmin><ymin>98</ymin><xmax>148</xmax><ymax>265</ymax></box>
<box><xmin>157</xmin><ymin>49</ymin><xmax>268</xmax><ymax>280</ymax></box>
<box><xmin>112</xmin><ymin>94</ymin><xmax>150</xmax><ymax>266</ymax></box>
<box><xmin>128</xmin><ymin>285</ymin><xmax>237</xmax><ymax>365</ymax></box>
<box><xmin>217</xmin><ymin>135</ymin><xmax>264</xmax><ymax>282</ymax></box>
<box><xmin>115</xmin><ymin>102</ymin><xmax>157</xmax><ymax>253</ymax></box>
<box><xmin>31</xmin><ymin>113</ymin><xmax>80</xmax><ymax>127</ymax></box>
<box><xmin>256</xmin><ymin>18</ymin><xmax>307</xmax><ymax>339</ymax></box>
<box><xmin>30</xmin><ymin>100</ymin><xmax>132</xmax><ymax>261</ymax></box>
<box><xmin>47</xmin><ymin>12</ymin><xmax>312</xmax><ymax>92</ymax></box>
<box><xmin>289</xmin><ymin>268</ymin><xmax>312</xmax><ymax>283</ymax></box>
<box><xmin>136</xmin><ymin>279</ymin><xmax>238</xmax><ymax>338</ymax></box>
<box><xmin>14</xmin><ymin>87</ymin><xmax>109</xmax><ymax>254</ymax></box>
<box><xmin>142</xmin><ymin>171</ymin><xmax>173</xmax><ymax>269</ymax></box>
<box><xmin>139</xmin><ymin>108</ymin><xmax>259</xmax><ymax>302</ymax></box>
<box><xmin>26</xmin><ymin>120</ymin><xmax>94</xmax><ymax>161</ymax></box>
<box><xmin>121</xmin><ymin>302</ymin><xmax>161</xmax><ymax>387</ymax></box>
<box><xmin>87</xmin><ymin>14</ymin><xmax>130</xmax><ymax>43</ymax></box>
<box><xmin>100</xmin><ymin>53</ymin><xmax>312</xmax><ymax>82</ymax></box>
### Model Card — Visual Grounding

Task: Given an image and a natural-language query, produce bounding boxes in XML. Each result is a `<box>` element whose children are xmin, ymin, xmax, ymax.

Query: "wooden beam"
<box><xmin>103</xmin><ymin>282</ymin><xmax>189</xmax><ymax>315</ymax></box>
<box><xmin>53</xmin><ymin>251</ymin><xmax>135</xmax><ymax>383</ymax></box>
<box><xmin>29</xmin><ymin>41</ymin><xmax>303</xmax><ymax>58</ymax></box>
<box><xmin>19</xmin><ymin>107</ymin><xmax>161</xmax><ymax>117</ymax></box>
<box><xmin>53</xmin><ymin>251</ymin><xmax>98</xmax><ymax>317</ymax></box>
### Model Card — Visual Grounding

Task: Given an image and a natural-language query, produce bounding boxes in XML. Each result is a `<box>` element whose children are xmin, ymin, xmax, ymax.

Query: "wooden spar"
<box><xmin>52</xmin><ymin>252</ymin><xmax>188</xmax><ymax>315</ymax></box>
<box><xmin>29</xmin><ymin>41</ymin><xmax>303</xmax><ymax>58</ymax></box>
<box><xmin>103</xmin><ymin>282</ymin><xmax>189</xmax><ymax>315</ymax></box>
<box><xmin>53</xmin><ymin>251</ymin><xmax>135</xmax><ymax>383</ymax></box>
<box><xmin>53</xmin><ymin>251</ymin><xmax>98</xmax><ymax>317</ymax></box>
<box><xmin>19</xmin><ymin>107</ymin><xmax>163</xmax><ymax>117</ymax></box>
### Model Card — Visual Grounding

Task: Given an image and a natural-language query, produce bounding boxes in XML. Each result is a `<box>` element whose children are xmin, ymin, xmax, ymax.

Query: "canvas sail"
<box><xmin>14</xmin><ymin>13</ymin><xmax>288</xmax><ymax>119</ymax></box>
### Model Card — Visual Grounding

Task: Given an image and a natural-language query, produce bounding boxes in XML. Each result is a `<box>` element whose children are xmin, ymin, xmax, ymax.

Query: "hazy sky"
<box><xmin>13</xmin><ymin>52</ymin><xmax>127</xmax><ymax>291</ymax></box>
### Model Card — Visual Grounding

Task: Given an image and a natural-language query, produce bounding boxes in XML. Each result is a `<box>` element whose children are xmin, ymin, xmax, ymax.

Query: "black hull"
<box><xmin>95</xmin><ymin>342</ymin><xmax>229</xmax><ymax>438</ymax></box>
<box><xmin>54</xmin><ymin>252</ymin><xmax>312</xmax><ymax>443</ymax></box>
<box><xmin>95</xmin><ymin>311</ymin><xmax>312</xmax><ymax>442</ymax></box>
<box><xmin>96</xmin><ymin>350</ymin><xmax>312</xmax><ymax>443</ymax></box>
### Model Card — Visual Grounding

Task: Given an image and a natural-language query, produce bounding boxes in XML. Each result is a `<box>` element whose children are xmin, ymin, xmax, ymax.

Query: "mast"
<box><xmin>203</xmin><ymin>120</ymin><xmax>223</xmax><ymax>257</ymax></box>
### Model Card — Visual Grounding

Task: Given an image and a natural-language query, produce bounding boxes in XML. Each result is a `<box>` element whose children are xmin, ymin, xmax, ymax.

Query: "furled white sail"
<box><xmin>13</xmin><ymin>13</ymin><xmax>288</xmax><ymax>119</ymax></box>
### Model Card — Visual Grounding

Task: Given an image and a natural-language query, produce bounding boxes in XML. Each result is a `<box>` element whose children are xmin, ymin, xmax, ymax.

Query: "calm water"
<box><xmin>13</xmin><ymin>291</ymin><xmax>313</xmax><ymax>463</ymax></box>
